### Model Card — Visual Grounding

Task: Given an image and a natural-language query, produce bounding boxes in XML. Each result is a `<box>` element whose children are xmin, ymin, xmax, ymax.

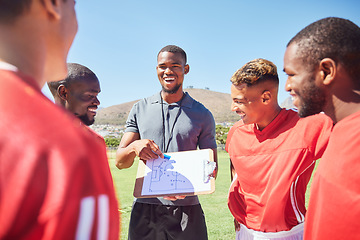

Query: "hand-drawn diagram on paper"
<box><xmin>139</xmin><ymin>149</ymin><xmax>216</xmax><ymax>196</ymax></box>
<box><xmin>147</xmin><ymin>157</ymin><xmax>193</xmax><ymax>193</ymax></box>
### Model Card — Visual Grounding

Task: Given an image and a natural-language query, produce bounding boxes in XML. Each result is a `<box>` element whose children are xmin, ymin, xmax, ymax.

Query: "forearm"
<box><xmin>115</xmin><ymin>145</ymin><xmax>137</xmax><ymax>169</ymax></box>
<box><xmin>230</xmin><ymin>159</ymin><xmax>235</xmax><ymax>181</ymax></box>
<box><xmin>115</xmin><ymin>135</ymin><xmax>163</xmax><ymax>169</ymax></box>
<box><xmin>212</xmin><ymin>148</ymin><xmax>218</xmax><ymax>179</ymax></box>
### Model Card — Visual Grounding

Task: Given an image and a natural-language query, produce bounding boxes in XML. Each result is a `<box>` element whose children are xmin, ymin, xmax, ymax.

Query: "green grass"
<box><xmin>108</xmin><ymin>150</ymin><xmax>316</xmax><ymax>240</ymax></box>
<box><xmin>108</xmin><ymin>150</ymin><xmax>234</xmax><ymax>240</ymax></box>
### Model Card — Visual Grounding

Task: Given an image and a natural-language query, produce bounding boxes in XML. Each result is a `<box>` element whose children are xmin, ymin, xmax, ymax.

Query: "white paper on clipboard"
<box><xmin>134</xmin><ymin>149</ymin><xmax>216</xmax><ymax>198</ymax></box>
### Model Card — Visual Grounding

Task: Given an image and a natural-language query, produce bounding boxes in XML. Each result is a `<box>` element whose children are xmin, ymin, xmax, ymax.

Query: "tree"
<box><xmin>215</xmin><ymin>125</ymin><xmax>230</xmax><ymax>145</ymax></box>
<box><xmin>104</xmin><ymin>136</ymin><xmax>121</xmax><ymax>148</ymax></box>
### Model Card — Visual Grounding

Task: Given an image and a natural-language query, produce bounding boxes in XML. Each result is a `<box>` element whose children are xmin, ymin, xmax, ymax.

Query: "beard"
<box><xmin>78</xmin><ymin>114</ymin><xmax>95</xmax><ymax>126</ymax></box>
<box><xmin>297</xmin><ymin>80</ymin><xmax>326</xmax><ymax>118</ymax></box>
<box><xmin>162</xmin><ymin>83</ymin><xmax>182</xmax><ymax>94</ymax></box>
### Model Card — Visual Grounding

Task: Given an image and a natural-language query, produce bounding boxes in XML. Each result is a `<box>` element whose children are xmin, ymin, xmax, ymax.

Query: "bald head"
<box><xmin>47</xmin><ymin>63</ymin><xmax>101</xmax><ymax>126</ymax></box>
<box><xmin>287</xmin><ymin>17</ymin><xmax>360</xmax><ymax>86</ymax></box>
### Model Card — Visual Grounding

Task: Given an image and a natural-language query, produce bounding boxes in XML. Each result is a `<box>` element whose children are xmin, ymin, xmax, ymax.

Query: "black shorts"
<box><xmin>128</xmin><ymin>202</ymin><xmax>208</xmax><ymax>240</ymax></box>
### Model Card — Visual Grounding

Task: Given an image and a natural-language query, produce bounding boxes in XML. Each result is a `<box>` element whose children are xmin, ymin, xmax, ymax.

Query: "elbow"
<box><xmin>115</xmin><ymin>159</ymin><xmax>124</xmax><ymax>170</ymax></box>
<box><xmin>115</xmin><ymin>150</ymin><xmax>134</xmax><ymax>170</ymax></box>
<box><xmin>115</xmin><ymin>154</ymin><xmax>128</xmax><ymax>170</ymax></box>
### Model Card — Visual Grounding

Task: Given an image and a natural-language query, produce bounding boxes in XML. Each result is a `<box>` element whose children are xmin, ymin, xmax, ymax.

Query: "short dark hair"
<box><xmin>47</xmin><ymin>63</ymin><xmax>98</xmax><ymax>95</ymax></box>
<box><xmin>158</xmin><ymin>45</ymin><xmax>187</xmax><ymax>64</ymax></box>
<box><xmin>230</xmin><ymin>58</ymin><xmax>279</xmax><ymax>87</ymax></box>
<box><xmin>0</xmin><ymin>0</ymin><xmax>68</xmax><ymax>23</ymax></box>
<box><xmin>0</xmin><ymin>0</ymin><xmax>32</xmax><ymax>23</ymax></box>
<box><xmin>288</xmin><ymin>17</ymin><xmax>360</xmax><ymax>82</ymax></box>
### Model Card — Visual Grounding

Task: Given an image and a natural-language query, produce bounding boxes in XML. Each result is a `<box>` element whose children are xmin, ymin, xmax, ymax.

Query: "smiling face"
<box><xmin>66</xmin><ymin>77</ymin><xmax>101</xmax><ymax>126</ymax></box>
<box><xmin>156</xmin><ymin>51</ymin><xmax>189</xmax><ymax>94</ymax></box>
<box><xmin>231</xmin><ymin>83</ymin><xmax>265</xmax><ymax>125</ymax></box>
<box><xmin>284</xmin><ymin>43</ymin><xmax>327</xmax><ymax>117</ymax></box>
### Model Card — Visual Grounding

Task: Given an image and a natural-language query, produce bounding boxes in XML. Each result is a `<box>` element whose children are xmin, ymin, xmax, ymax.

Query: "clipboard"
<box><xmin>134</xmin><ymin>149</ymin><xmax>216</xmax><ymax>198</ymax></box>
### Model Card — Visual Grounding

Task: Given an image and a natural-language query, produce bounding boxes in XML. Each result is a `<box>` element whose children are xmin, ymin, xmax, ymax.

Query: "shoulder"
<box><xmin>296</xmin><ymin>112</ymin><xmax>333</xmax><ymax>128</ymax></box>
<box><xmin>132</xmin><ymin>93</ymin><xmax>160</xmax><ymax>109</ymax></box>
<box><xmin>227</xmin><ymin>120</ymin><xmax>247</xmax><ymax>140</ymax></box>
<box><xmin>333</xmin><ymin>110</ymin><xmax>360</xmax><ymax>135</ymax></box>
<box><xmin>1</xmin><ymin>74</ymin><xmax>98</xmax><ymax>157</ymax></box>
<box><xmin>280</xmin><ymin>109</ymin><xmax>332</xmax><ymax>128</ymax></box>
<box><xmin>183</xmin><ymin>92</ymin><xmax>213</xmax><ymax>116</ymax></box>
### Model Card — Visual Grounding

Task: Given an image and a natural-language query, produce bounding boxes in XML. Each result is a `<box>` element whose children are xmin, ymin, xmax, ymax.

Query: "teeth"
<box><xmin>237</xmin><ymin>112</ymin><xmax>245</xmax><ymax>120</ymax></box>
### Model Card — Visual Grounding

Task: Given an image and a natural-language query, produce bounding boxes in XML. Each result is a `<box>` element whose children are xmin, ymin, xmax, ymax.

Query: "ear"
<box><xmin>58</xmin><ymin>85</ymin><xmax>68</xmax><ymax>101</ymax></box>
<box><xmin>184</xmin><ymin>64</ymin><xmax>190</xmax><ymax>75</ymax></box>
<box><xmin>42</xmin><ymin>0</ymin><xmax>62</xmax><ymax>20</ymax></box>
<box><xmin>319</xmin><ymin>58</ymin><xmax>336</xmax><ymax>86</ymax></box>
<box><xmin>261</xmin><ymin>90</ymin><xmax>271</xmax><ymax>104</ymax></box>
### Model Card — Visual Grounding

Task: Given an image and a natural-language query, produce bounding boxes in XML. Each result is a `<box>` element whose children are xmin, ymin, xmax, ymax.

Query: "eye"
<box><xmin>233</xmin><ymin>99</ymin><xmax>244</xmax><ymax>105</ymax></box>
<box><xmin>81</xmin><ymin>94</ymin><xmax>98</xmax><ymax>101</ymax></box>
<box><xmin>158</xmin><ymin>65</ymin><xmax>167</xmax><ymax>70</ymax></box>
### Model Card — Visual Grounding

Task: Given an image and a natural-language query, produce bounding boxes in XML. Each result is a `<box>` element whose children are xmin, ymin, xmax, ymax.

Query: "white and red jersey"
<box><xmin>226</xmin><ymin>109</ymin><xmax>332</xmax><ymax>232</ymax></box>
<box><xmin>0</xmin><ymin>70</ymin><xmax>120</xmax><ymax>239</ymax></box>
<box><xmin>304</xmin><ymin>110</ymin><xmax>360</xmax><ymax>240</ymax></box>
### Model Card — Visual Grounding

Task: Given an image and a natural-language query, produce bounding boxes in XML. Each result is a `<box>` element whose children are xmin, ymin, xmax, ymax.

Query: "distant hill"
<box><xmin>280</xmin><ymin>96</ymin><xmax>296</xmax><ymax>109</ymax></box>
<box><xmin>94</xmin><ymin>88</ymin><xmax>239</xmax><ymax>125</ymax></box>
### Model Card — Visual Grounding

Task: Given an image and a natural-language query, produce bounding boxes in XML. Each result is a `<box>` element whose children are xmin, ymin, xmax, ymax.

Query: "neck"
<box><xmin>161</xmin><ymin>89</ymin><xmax>184</xmax><ymax>104</ymax></box>
<box><xmin>256</xmin><ymin>104</ymin><xmax>282</xmax><ymax>131</ymax></box>
<box><xmin>327</xmin><ymin>89</ymin><xmax>360</xmax><ymax>124</ymax></box>
<box><xmin>0</xmin><ymin>13</ymin><xmax>47</xmax><ymax>89</ymax></box>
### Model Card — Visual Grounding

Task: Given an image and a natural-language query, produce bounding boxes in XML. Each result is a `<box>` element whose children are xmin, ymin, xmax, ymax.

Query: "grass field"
<box><xmin>108</xmin><ymin>150</ymin><xmax>316</xmax><ymax>240</ymax></box>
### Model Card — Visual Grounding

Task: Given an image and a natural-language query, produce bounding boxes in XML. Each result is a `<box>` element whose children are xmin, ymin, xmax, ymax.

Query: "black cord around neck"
<box><xmin>160</xmin><ymin>92</ymin><xmax>185</xmax><ymax>152</ymax></box>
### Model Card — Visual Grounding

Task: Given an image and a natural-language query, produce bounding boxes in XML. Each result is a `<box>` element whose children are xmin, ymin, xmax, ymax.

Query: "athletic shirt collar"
<box><xmin>150</xmin><ymin>91</ymin><xmax>193</xmax><ymax>108</ymax></box>
<box><xmin>0</xmin><ymin>61</ymin><xmax>18</xmax><ymax>72</ymax></box>
<box><xmin>254</xmin><ymin>108</ymin><xmax>286</xmax><ymax>135</ymax></box>
<box><xmin>0</xmin><ymin>61</ymin><xmax>41</xmax><ymax>91</ymax></box>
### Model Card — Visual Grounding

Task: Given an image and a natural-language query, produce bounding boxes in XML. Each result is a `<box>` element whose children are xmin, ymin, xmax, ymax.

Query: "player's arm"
<box><xmin>115</xmin><ymin>132</ymin><xmax>164</xmax><ymax>169</ymax></box>
<box><xmin>212</xmin><ymin>148</ymin><xmax>218</xmax><ymax>179</ymax></box>
<box><xmin>230</xmin><ymin>159</ymin><xmax>240</xmax><ymax>231</ymax></box>
<box><xmin>230</xmin><ymin>159</ymin><xmax>235</xmax><ymax>181</ymax></box>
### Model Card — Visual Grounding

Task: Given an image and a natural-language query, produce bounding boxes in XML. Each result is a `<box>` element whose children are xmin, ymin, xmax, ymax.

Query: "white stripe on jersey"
<box><xmin>76</xmin><ymin>196</ymin><xmax>95</xmax><ymax>240</ymax></box>
<box><xmin>97</xmin><ymin>195</ymin><xmax>109</xmax><ymax>240</ymax></box>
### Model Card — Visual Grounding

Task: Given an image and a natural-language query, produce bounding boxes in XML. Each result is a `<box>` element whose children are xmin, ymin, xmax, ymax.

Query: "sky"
<box><xmin>42</xmin><ymin>0</ymin><xmax>360</xmax><ymax>108</ymax></box>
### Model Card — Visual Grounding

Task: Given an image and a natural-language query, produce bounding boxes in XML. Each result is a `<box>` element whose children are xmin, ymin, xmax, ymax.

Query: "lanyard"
<box><xmin>160</xmin><ymin>92</ymin><xmax>185</xmax><ymax>153</ymax></box>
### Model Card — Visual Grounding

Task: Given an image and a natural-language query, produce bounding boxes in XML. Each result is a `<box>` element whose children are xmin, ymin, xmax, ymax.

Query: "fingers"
<box><xmin>149</xmin><ymin>141</ymin><xmax>164</xmax><ymax>159</ymax></box>
<box><xmin>234</xmin><ymin>219</ymin><xmax>240</xmax><ymax>231</ymax></box>
<box><xmin>163</xmin><ymin>196</ymin><xmax>177</xmax><ymax>201</ymax></box>
<box><xmin>134</xmin><ymin>139</ymin><xmax>164</xmax><ymax>160</ymax></box>
<box><xmin>163</xmin><ymin>195</ymin><xmax>186</xmax><ymax>201</ymax></box>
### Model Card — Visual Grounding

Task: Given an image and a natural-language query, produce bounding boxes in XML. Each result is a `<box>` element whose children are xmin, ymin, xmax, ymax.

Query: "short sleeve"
<box><xmin>305</xmin><ymin>113</ymin><xmax>333</xmax><ymax>159</ymax></box>
<box><xmin>125</xmin><ymin>102</ymin><xmax>139</xmax><ymax>133</ymax></box>
<box><xmin>198</xmin><ymin>110</ymin><xmax>217</xmax><ymax>149</ymax></box>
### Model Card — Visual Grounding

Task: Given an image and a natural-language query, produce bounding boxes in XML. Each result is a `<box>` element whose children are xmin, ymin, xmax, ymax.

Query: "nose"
<box><xmin>231</xmin><ymin>102</ymin><xmax>239</xmax><ymax>112</ymax></box>
<box><xmin>285</xmin><ymin>78</ymin><xmax>292</xmax><ymax>92</ymax></box>
<box><xmin>164</xmin><ymin>67</ymin><xmax>173</xmax><ymax>74</ymax></box>
<box><xmin>93</xmin><ymin>96</ymin><xmax>100</xmax><ymax>106</ymax></box>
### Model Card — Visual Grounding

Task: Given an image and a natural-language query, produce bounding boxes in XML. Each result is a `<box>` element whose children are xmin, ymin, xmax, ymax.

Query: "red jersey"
<box><xmin>304</xmin><ymin>110</ymin><xmax>360</xmax><ymax>240</ymax></box>
<box><xmin>0</xmin><ymin>70</ymin><xmax>120</xmax><ymax>239</ymax></box>
<box><xmin>226</xmin><ymin>109</ymin><xmax>332</xmax><ymax>232</ymax></box>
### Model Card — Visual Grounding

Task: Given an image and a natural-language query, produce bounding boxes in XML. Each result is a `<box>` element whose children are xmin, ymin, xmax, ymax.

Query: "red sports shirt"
<box><xmin>226</xmin><ymin>109</ymin><xmax>332</xmax><ymax>232</ymax></box>
<box><xmin>304</xmin><ymin>110</ymin><xmax>360</xmax><ymax>240</ymax></box>
<box><xmin>0</xmin><ymin>70</ymin><xmax>120</xmax><ymax>239</ymax></box>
